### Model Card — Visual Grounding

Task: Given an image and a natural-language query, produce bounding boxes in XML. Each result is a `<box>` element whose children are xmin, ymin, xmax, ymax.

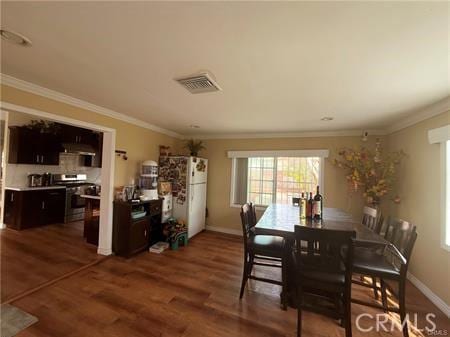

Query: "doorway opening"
<box><xmin>0</xmin><ymin>102</ymin><xmax>115</xmax><ymax>302</ymax></box>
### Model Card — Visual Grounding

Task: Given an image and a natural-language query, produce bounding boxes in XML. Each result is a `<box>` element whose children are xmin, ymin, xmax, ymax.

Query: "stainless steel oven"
<box><xmin>53</xmin><ymin>174</ymin><xmax>95</xmax><ymax>223</ymax></box>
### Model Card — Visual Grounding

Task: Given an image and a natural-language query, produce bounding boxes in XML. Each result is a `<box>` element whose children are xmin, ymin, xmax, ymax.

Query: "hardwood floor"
<box><xmin>1</xmin><ymin>221</ymin><xmax>100</xmax><ymax>302</ymax></box>
<box><xmin>4</xmin><ymin>231</ymin><xmax>448</xmax><ymax>337</ymax></box>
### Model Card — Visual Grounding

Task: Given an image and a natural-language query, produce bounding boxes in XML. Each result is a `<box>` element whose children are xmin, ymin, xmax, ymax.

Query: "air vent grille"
<box><xmin>175</xmin><ymin>72</ymin><xmax>222</xmax><ymax>94</ymax></box>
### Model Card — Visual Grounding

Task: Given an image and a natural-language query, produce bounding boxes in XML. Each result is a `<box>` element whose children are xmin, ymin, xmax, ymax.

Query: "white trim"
<box><xmin>428</xmin><ymin>125</ymin><xmax>450</xmax><ymax>251</ymax></box>
<box><xmin>1</xmin><ymin>103</ymin><xmax>116</xmax><ymax>256</ymax></box>
<box><xmin>387</xmin><ymin>97</ymin><xmax>450</xmax><ymax>134</ymax></box>
<box><xmin>206</xmin><ymin>225</ymin><xmax>242</xmax><ymax>236</ymax></box>
<box><xmin>97</xmin><ymin>247</ymin><xmax>113</xmax><ymax>256</ymax></box>
<box><xmin>0</xmin><ymin>110</ymin><xmax>9</xmax><ymax>230</ymax></box>
<box><xmin>407</xmin><ymin>272</ymin><xmax>450</xmax><ymax>318</ymax></box>
<box><xmin>191</xmin><ymin>129</ymin><xmax>386</xmax><ymax>140</ymax></box>
<box><xmin>229</xmin><ymin>158</ymin><xmax>237</xmax><ymax>208</ymax></box>
<box><xmin>0</xmin><ymin>73</ymin><xmax>183</xmax><ymax>139</ymax></box>
<box><xmin>1</xmin><ymin>102</ymin><xmax>115</xmax><ymax>133</ymax></box>
<box><xmin>227</xmin><ymin>149</ymin><xmax>329</xmax><ymax>158</ymax></box>
<box><xmin>428</xmin><ymin>125</ymin><xmax>450</xmax><ymax>144</ymax></box>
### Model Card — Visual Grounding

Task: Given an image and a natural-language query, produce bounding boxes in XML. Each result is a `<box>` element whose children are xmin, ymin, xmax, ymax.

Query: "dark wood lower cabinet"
<box><xmin>113</xmin><ymin>199</ymin><xmax>163</xmax><ymax>258</ymax></box>
<box><xmin>3</xmin><ymin>189</ymin><xmax>66</xmax><ymax>230</ymax></box>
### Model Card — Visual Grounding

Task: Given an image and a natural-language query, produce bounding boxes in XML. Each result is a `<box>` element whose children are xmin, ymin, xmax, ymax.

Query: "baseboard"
<box><xmin>407</xmin><ymin>272</ymin><xmax>450</xmax><ymax>318</ymax></box>
<box><xmin>205</xmin><ymin>225</ymin><xmax>242</xmax><ymax>236</ymax></box>
<box><xmin>97</xmin><ymin>247</ymin><xmax>113</xmax><ymax>256</ymax></box>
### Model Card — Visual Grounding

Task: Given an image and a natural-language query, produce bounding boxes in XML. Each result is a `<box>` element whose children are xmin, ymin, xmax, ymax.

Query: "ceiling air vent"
<box><xmin>175</xmin><ymin>72</ymin><xmax>222</xmax><ymax>94</ymax></box>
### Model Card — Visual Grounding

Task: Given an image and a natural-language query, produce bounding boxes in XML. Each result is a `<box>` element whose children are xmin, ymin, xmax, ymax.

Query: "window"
<box><xmin>229</xmin><ymin>150</ymin><xmax>328</xmax><ymax>207</ymax></box>
<box><xmin>428</xmin><ymin>125</ymin><xmax>450</xmax><ymax>251</ymax></box>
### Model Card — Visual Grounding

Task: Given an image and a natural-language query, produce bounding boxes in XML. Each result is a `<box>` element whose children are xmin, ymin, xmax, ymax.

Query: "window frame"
<box><xmin>428</xmin><ymin>125</ymin><xmax>450</xmax><ymax>252</ymax></box>
<box><xmin>229</xmin><ymin>150</ymin><xmax>328</xmax><ymax>209</ymax></box>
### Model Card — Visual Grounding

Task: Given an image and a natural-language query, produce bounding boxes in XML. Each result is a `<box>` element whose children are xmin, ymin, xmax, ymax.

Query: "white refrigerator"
<box><xmin>158</xmin><ymin>156</ymin><xmax>208</xmax><ymax>238</ymax></box>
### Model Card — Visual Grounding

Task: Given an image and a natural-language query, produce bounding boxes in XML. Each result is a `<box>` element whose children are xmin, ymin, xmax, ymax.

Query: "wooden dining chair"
<box><xmin>362</xmin><ymin>206</ymin><xmax>384</xmax><ymax>234</ymax></box>
<box><xmin>294</xmin><ymin>226</ymin><xmax>355</xmax><ymax>337</ymax></box>
<box><xmin>352</xmin><ymin>219</ymin><xmax>417</xmax><ymax>337</ymax></box>
<box><xmin>356</xmin><ymin>206</ymin><xmax>385</xmax><ymax>298</ymax></box>
<box><xmin>239</xmin><ymin>203</ymin><xmax>288</xmax><ymax>310</ymax></box>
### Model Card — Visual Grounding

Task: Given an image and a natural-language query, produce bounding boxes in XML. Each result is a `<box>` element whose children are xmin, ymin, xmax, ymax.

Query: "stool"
<box><xmin>170</xmin><ymin>231</ymin><xmax>188</xmax><ymax>250</ymax></box>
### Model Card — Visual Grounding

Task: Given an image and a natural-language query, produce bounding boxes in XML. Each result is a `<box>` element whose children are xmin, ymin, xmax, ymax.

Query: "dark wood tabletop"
<box><xmin>255</xmin><ymin>204</ymin><xmax>387</xmax><ymax>244</ymax></box>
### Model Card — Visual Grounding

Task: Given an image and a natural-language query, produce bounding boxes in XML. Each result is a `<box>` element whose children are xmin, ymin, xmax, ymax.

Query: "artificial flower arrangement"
<box><xmin>333</xmin><ymin>139</ymin><xmax>406</xmax><ymax>206</ymax></box>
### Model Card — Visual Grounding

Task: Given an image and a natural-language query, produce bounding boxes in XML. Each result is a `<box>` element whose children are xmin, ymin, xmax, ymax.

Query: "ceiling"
<box><xmin>1</xmin><ymin>1</ymin><xmax>449</xmax><ymax>137</ymax></box>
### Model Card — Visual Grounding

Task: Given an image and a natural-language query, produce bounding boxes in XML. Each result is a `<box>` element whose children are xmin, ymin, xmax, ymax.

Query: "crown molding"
<box><xmin>187</xmin><ymin>129</ymin><xmax>387</xmax><ymax>140</ymax></box>
<box><xmin>1</xmin><ymin>73</ymin><xmax>447</xmax><ymax>140</ymax></box>
<box><xmin>0</xmin><ymin>73</ymin><xmax>183</xmax><ymax>139</ymax></box>
<box><xmin>386</xmin><ymin>96</ymin><xmax>450</xmax><ymax>134</ymax></box>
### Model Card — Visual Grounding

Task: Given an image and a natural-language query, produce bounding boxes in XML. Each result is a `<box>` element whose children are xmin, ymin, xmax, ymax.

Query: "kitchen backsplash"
<box><xmin>6</xmin><ymin>153</ymin><xmax>101</xmax><ymax>187</ymax></box>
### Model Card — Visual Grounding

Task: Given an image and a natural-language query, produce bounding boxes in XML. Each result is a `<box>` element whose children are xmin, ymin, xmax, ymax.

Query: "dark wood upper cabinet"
<box><xmin>8</xmin><ymin>127</ymin><xmax>61</xmax><ymax>165</ymax></box>
<box><xmin>8</xmin><ymin>124</ymin><xmax>102</xmax><ymax>167</ymax></box>
<box><xmin>59</xmin><ymin>124</ymin><xmax>97</xmax><ymax>145</ymax></box>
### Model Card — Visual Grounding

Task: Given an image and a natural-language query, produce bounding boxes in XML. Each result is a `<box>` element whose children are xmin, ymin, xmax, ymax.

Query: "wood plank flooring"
<box><xmin>1</xmin><ymin>221</ymin><xmax>100</xmax><ymax>302</ymax></box>
<box><xmin>4</xmin><ymin>231</ymin><xmax>449</xmax><ymax>337</ymax></box>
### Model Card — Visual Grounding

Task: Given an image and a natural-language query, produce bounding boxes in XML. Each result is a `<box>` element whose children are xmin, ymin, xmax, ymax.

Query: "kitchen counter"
<box><xmin>5</xmin><ymin>186</ymin><xmax>66</xmax><ymax>192</ymax></box>
<box><xmin>80</xmin><ymin>194</ymin><xmax>101</xmax><ymax>200</ymax></box>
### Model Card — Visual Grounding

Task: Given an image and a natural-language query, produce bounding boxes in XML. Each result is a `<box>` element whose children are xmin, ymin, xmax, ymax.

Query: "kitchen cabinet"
<box><xmin>59</xmin><ymin>124</ymin><xmax>95</xmax><ymax>145</ymax></box>
<box><xmin>113</xmin><ymin>199</ymin><xmax>163</xmax><ymax>257</ymax></box>
<box><xmin>8</xmin><ymin>127</ymin><xmax>61</xmax><ymax>165</ymax></box>
<box><xmin>3</xmin><ymin>188</ymin><xmax>66</xmax><ymax>230</ymax></box>
<box><xmin>83</xmin><ymin>132</ymin><xmax>103</xmax><ymax>168</ymax></box>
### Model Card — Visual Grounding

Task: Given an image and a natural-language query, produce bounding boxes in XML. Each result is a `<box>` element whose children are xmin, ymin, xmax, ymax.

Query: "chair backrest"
<box><xmin>292</xmin><ymin>197</ymin><xmax>300</xmax><ymax>206</ymax></box>
<box><xmin>362</xmin><ymin>206</ymin><xmax>383</xmax><ymax>234</ymax></box>
<box><xmin>240</xmin><ymin>203</ymin><xmax>256</xmax><ymax>241</ymax></box>
<box><xmin>385</xmin><ymin>218</ymin><xmax>417</xmax><ymax>264</ymax></box>
<box><xmin>294</xmin><ymin>226</ymin><xmax>355</xmax><ymax>280</ymax></box>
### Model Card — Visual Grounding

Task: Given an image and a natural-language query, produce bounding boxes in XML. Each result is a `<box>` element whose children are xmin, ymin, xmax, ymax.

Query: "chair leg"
<box><xmin>372</xmin><ymin>277</ymin><xmax>379</xmax><ymax>300</ymax></box>
<box><xmin>239</xmin><ymin>252</ymin><xmax>249</xmax><ymax>299</ymax></box>
<box><xmin>281</xmin><ymin>255</ymin><xmax>287</xmax><ymax>310</ymax></box>
<box><xmin>381</xmin><ymin>279</ymin><xmax>388</xmax><ymax>313</ymax></box>
<box><xmin>296</xmin><ymin>285</ymin><xmax>303</xmax><ymax>337</ymax></box>
<box><xmin>344</xmin><ymin>289</ymin><xmax>352</xmax><ymax>337</ymax></box>
<box><xmin>399</xmin><ymin>280</ymin><xmax>409</xmax><ymax>337</ymax></box>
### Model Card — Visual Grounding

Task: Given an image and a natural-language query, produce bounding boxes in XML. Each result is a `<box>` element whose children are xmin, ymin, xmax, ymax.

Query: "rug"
<box><xmin>1</xmin><ymin>304</ymin><xmax>38</xmax><ymax>337</ymax></box>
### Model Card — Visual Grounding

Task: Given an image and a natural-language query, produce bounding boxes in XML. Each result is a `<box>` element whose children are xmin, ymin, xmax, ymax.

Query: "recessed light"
<box><xmin>189</xmin><ymin>124</ymin><xmax>200</xmax><ymax>129</ymax></box>
<box><xmin>0</xmin><ymin>29</ymin><xmax>32</xmax><ymax>46</ymax></box>
<box><xmin>321</xmin><ymin>117</ymin><xmax>334</xmax><ymax>121</ymax></box>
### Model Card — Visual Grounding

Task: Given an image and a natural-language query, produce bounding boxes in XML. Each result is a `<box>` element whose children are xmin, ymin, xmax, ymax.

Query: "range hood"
<box><xmin>61</xmin><ymin>143</ymin><xmax>96</xmax><ymax>156</ymax></box>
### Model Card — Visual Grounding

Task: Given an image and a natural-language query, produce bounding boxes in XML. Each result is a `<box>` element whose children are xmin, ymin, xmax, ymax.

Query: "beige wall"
<box><xmin>201</xmin><ymin>136</ymin><xmax>381</xmax><ymax>231</ymax></box>
<box><xmin>0</xmin><ymin>85</ymin><xmax>179</xmax><ymax>187</ymax></box>
<box><xmin>387</xmin><ymin>110</ymin><xmax>450</xmax><ymax>305</ymax></box>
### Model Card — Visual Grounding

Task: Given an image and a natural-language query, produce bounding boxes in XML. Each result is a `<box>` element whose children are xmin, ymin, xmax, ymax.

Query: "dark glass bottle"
<box><xmin>313</xmin><ymin>185</ymin><xmax>323</xmax><ymax>220</ymax></box>
<box><xmin>306</xmin><ymin>192</ymin><xmax>313</xmax><ymax>219</ymax></box>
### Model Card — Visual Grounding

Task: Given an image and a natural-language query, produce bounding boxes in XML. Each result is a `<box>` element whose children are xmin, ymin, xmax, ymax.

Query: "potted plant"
<box><xmin>184</xmin><ymin>139</ymin><xmax>205</xmax><ymax>157</ymax></box>
<box><xmin>333</xmin><ymin>138</ymin><xmax>405</xmax><ymax>206</ymax></box>
<box><xmin>24</xmin><ymin>119</ymin><xmax>61</xmax><ymax>135</ymax></box>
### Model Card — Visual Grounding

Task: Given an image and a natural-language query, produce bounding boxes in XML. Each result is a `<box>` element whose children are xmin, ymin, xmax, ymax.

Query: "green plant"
<box><xmin>25</xmin><ymin>120</ymin><xmax>61</xmax><ymax>134</ymax></box>
<box><xmin>184</xmin><ymin>139</ymin><xmax>205</xmax><ymax>156</ymax></box>
<box><xmin>333</xmin><ymin>139</ymin><xmax>406</xmax><ymax>205</ymax></box>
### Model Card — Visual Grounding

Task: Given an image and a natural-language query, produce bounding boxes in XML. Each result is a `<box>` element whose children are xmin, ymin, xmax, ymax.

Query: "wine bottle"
<box><xmin>300</xmin><ymin>192</ymin><xmax>307</xmax><ymax>219</ymax></box>
<box><xmin>313</xmin><ymin>185</ymin><xmax>323</xmax><ymax>220</ymax></box>
<box><xmin>306</xmin><ymin>192</ymin><xmax>313</xmax><ymax>219</ymax></box>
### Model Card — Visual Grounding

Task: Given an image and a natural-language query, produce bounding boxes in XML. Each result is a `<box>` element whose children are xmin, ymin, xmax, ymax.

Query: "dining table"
<box><xmin>255</xmin><ymin>204</ymin><xmax>387</xmax><ymax>245</ymax></box>
<box><xmin>254</xmin><ymin>203</ymin><xmax>388</xmax><ymax>308</ymax></box>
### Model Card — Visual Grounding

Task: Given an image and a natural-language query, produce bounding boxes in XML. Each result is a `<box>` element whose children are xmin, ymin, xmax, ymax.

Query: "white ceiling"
<box><xmin>1</xmin><ymin>1</ymin><xmax>449</xmax><ymax>136</ymax></box>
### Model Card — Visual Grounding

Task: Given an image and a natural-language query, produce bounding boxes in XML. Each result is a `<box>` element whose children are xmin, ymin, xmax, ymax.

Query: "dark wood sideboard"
<box><xmin>112</xmin><ymin>199</ymin><xmax>163</xmax><ymax>258</ymax></box>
